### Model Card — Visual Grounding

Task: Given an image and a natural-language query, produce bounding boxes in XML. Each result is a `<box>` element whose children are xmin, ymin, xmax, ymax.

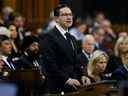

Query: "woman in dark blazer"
<box><xmin>111</xmin><ymin>51</ymin><xmax>128</xmax><ymax>81</ymax></box>
<box><xmin>111</xmin><ymin>36</ymin><xmax>128</xmax><ymax>81</ymax></box>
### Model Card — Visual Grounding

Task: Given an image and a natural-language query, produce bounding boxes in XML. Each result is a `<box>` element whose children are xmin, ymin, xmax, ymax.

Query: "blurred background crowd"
<box><xmin>0</xmin><ymin>0</ymin><xmax>128</xmax><ymax>96</ymax></box>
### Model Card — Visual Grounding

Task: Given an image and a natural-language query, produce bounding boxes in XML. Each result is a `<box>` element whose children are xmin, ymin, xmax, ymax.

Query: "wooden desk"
<box><xmin>78</xmin><ymin>80</ymin><xmax>118</xmax><ymax>96</ymax></box>
<box><xmin>60</xmin><ymin>80</ymin><xmax>118</xmax><ymax>96</ymax></box>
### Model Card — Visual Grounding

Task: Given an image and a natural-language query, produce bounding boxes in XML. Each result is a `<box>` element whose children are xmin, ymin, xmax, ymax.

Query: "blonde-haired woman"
<box><xmin>87</xmin><ymin>50</ymin><xmax>109</xmax><ymax>82</ymax></box>
<box><xmin>111</xmin><ymin>37</ymin><xmax>128</xmax><ymax>81</ymax></box>
<box><xmin>104</xmin><ymin>36</ymin><xmax>128</xmax><ymax>74</ymax></box>
<box><xmin>114</xmin><ymin>36</ymin><xmax>128</xmax><ymax>57</ymax></box>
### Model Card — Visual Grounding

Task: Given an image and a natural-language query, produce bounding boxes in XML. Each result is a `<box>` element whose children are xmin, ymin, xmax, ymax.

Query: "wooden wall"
<box><xmin>3</xmin><ymin>0</ymin><xmax>128</xmax><ymax>33</ymax></box>
<box><xmin>3</xmin><ymin>0</ymin><xmax>59</xmax><ymax>28</ymax></box>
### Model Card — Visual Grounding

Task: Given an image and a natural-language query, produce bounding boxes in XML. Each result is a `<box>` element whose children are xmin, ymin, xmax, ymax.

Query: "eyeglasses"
<box><xmin>59</xmin><ymin>13</ymin><xmax>73</xmax><ymax>17</ymax></box>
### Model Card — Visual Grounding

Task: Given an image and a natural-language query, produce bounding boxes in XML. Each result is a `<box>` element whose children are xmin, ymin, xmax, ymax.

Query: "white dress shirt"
<box><xmin>1</xmin><ymin>55</ymin><xmax>15</xmax><ymax>70</ymax></box>
<box><xmin>82</xmin><ymin>50</ymin><xmax>92</xmax><ymax>60</ymax></box>
<box><xmin>55</xmin><ymin>23</ymin><xmax>68</xmax><ymax>39</ymax></box>
<box><xmin>69</xmin><ymin>28</ymin><xmax>84</xmax><ymax>40</ymax></box>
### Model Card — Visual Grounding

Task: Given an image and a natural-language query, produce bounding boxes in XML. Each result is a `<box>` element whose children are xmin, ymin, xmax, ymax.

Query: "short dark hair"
<box><xmin>0</xmin><ymin>35</ymin><xmax>10</xmax><ymax>45</ymax></box>
<box><xmin>54</xmin><ymin>4</ymin><xmax>71</xmax><ymax>16</ymax></box>
<box><xmin>7</xmin><ymin>23</ymin><xmax>16</xmax><ymax>29</ymax></box>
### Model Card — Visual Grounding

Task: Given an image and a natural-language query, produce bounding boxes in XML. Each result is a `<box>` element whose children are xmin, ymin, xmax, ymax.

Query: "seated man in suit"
<box><xmin>92</xmin><ymin>27</ymin><xmax>107</xmax><ymax>52</ymax></box>
<box><xmin>78</xmin><ymin>34</ymin><xmax>95</xmax><ymax>74</ymax></box>
<box><xmin>16</xmin><ymin>36</ymin><xmax>46</xmax><ymax>96</ymax></box>
<box><xmin>0</xmin><ymin>35</ymin><xmax>16</xmax><ymax>80</ymax></box>
<box><xmin>0</xmin><ymin>35</ymin><xmax>24</xmax><ymax>95</ymax></box>
<box><xmin>77</xmin><ymin>34</ymin><xmax>95</xmax><ymax>85</ymax></box>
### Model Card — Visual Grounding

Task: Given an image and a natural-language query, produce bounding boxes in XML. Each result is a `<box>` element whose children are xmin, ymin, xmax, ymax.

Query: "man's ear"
<box><xmin>54</xmin><ymin>16</ymin><xmax>59</xmax><ymax>22</ymax></box>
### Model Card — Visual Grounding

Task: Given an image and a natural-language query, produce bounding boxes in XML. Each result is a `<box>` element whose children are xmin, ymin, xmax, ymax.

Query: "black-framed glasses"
<box><xmin>60</xmin><ymin>13</ymin><xmax>73</xmax><ymax>17</ymax></box>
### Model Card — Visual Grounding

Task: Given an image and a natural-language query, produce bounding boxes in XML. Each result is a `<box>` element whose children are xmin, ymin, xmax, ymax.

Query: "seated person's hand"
<box><xmin>81</xmin><ymin>76</ymin><xmax>91</xmax><ymax>86</ymax></box>
<box><xmin>65</xmin><ymin>78</ymin><xmax>81</xmax><ymax>89</ymax></box>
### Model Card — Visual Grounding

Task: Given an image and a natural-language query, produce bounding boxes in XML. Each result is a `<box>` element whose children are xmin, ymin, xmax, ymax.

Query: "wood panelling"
<box><xmin>3</xmin><ymin>0</ymin><xmax>16</xmax><ymax>9</ymax></box>
<box><xmin>3</xmin><ymin>0</ymin><xmax>59</xmax><ymax>28</ymax></box>
<box><xmin>112</xmin><ymin>24</ymin><xmax>128</xmax><ymax>33</ymax></box>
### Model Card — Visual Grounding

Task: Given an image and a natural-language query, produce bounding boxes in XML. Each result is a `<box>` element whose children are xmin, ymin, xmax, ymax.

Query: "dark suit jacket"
<box><xmin>111</xmin><ymin>65</ymin><xmax>128</xmax><ymax>81</ymax></box>
<box><xmin>39</xmin><ymin>27</ymin><xmax>81</xmax><ymax>93</ymax></box>
<box><xmin>16</xmin><ymin>53</ymin><xmax>46</xmax><ymax>96</ymax></box>
<box><xmin>104</xmin><ymin>55</ymin><xmax>121</xmax><ymax>73</ymax></box>
<box><xmin>0</xmin><ymin>57</ymin><xmax>17</xmax><ymax>85</ymax></box>
<box><xmin>77</xmin><ymin>51</ymin><xmax>89</xmax><ymax>76</ymax></box>
<box><xmin>95</xmin><ymin>43</ymin><xmax>108</xmax><ymax>52</ymax></box>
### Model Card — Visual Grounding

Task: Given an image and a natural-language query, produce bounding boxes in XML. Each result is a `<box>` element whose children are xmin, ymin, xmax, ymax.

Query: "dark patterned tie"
<box><xmin>65</xmin><ymin>32</ymin><xmax>74</xmax><ymax>50</ymax></box>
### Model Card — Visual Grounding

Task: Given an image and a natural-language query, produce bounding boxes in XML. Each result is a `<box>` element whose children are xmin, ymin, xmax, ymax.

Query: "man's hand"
<box><xmin>66</xmin><ymin>78</ymin><xmax>81</xmax><ymax>89</ymax></box>
<box><xmin>81</xmin><ymin>76</ymin><xmax>91</xmax><ymax>86</ymax></box>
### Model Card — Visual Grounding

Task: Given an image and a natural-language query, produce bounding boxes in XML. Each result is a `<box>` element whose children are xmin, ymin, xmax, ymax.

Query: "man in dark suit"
<box><xmin>0</xmin><ymin>35</ymin><xmax>24</xmax><ymax>96</ymax></box>
<box><xmin>92</xmin><ymin>27</ymin><xmax>107</xmax><ymax>52</ymax></box>
<box><xmin>17</xmin><ymin>37</ymin><xmax>46</xmax><ymax>96</ymax></box>
<box><xmin>0</xmin><ymin>35</ymin><xmax>16</xmax><ymax>73</ymax></box>
<box><xmin>40</xmin><ymin>5</ymin><xmax>82</xmax><ymax>94</ymax></box>
<box><xmin>78</xmin><ymin>34</ymin><xmax>95</xmax><ymax>77</ymax></box>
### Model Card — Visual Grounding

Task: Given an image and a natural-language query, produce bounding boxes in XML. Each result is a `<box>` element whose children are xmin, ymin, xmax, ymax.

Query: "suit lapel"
<box><xmin>70</xmin><ymin>36</ymin><xmax>78</xmax><ymax>56</ymax></box>
<box><xmin>2</xmin><ymin>60</ymin><xmax>14</xmax><ymax>70</ymax></box>
<box><xmin>50</xmin><ymin>28</ymin><xmax>75</xmax><ymax>63</ymax></box>
<box><xmin>81</xmin><ymin>52</ymin><xmax>89</xmax><ymax>63</ymax></box>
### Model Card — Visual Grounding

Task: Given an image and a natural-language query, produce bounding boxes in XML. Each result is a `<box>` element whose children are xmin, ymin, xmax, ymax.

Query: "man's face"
<box><xmin>9</xmin><ymin>25</ymin><xmax>17</xmax><ymax>39</ymax></box>
<box><xmin>56</xmin><ymin>7</ymin><xmax>73</xmax><ymax>29</ymax></box>
<box><xmin>83</xmin><ymin>39</ymin><xmax>95</xmax><ymax>54</ymax></box>
<box><xmin>96</xmin><ymin>13</ymin><xmax>105</xmax><ymax>23</ymax></box>
<box><xmin>0</xmin><ymin>40</ymin><xmax>12</xmax><ymax>56</ymax></box>
<box><xmin>29</xmin><ymin>42</ymin><xmax>39</xmax><ymax>54</ymax></box>
<box><xmin>77</xmin><ymin>24</ymin><xmax>87</xmax><ymax>33</ymax></box>
<box><xmin>94</xmin><ymin>28</ymin><xmax>105</xmax><ymax>43</ymax></box>
<box><xmin>14</xmin><ymin>17</ymin><xmax>25</xmax><ymax>27</ymax></box>
<box><xmin>100</xmin><ymin>20</ymin><xmax>111</xmax><ymax>31</ymax></box>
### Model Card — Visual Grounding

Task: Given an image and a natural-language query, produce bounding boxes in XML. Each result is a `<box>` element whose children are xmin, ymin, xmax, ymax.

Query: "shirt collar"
<box><xmin>82</xmin><ymin>50</ymin><xmax>92</xmax><ymax>60</ymax></box>
<box><xmin>1</xmin><ymin>55</ymin><xmax>15</xmax><ymax>70</ymax></box>
<box><xmin>124</xmin><ymin>64</ymin><xmax>128</xmax><ymax>71</ymax></box>
<box><xmin>95</xmin><ymin>43</ymin><xmax>99</xmax><ymax>48</ymax></box>
<box><xmin>1</xmin><ymin>55</ymin><xmax>8</xmax><ymax>61</ymax></box>
<box><xmin>55</xmin><ymin>22</ymin><xmax>68</xmax><ymax>39</ymax></box>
